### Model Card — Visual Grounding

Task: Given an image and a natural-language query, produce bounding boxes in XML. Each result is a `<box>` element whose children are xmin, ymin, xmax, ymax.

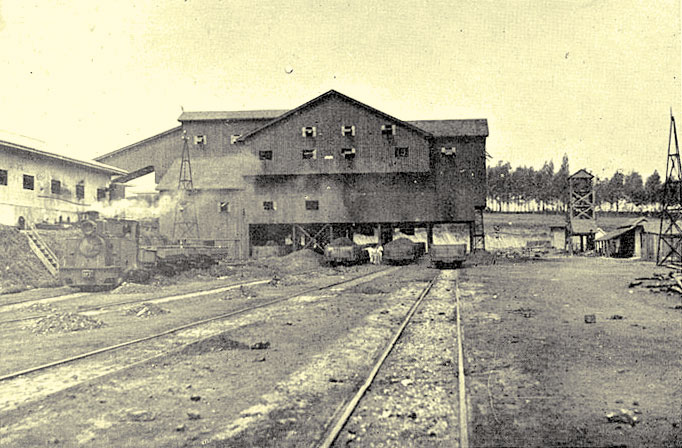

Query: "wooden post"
<box><xmin>292</xmin><ymin>224</ymin><xmax>296</xmax><ymax>251</ymax></box>
<box><xmin>426</xmin><ymin>223</ymin><xmax>433</xmax><ymax>252</ymax></box>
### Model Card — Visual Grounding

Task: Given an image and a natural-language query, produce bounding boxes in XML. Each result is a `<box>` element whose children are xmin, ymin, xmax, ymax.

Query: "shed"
<box><xmin>595</xmin><ymin>218</ymin><xmax>647</xmax><ymax>258</ymax></box>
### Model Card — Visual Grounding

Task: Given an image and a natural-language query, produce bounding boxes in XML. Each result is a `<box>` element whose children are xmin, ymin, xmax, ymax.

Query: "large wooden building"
<box><xmin>97</xmin><ymin>90</ymin><xmax>488</xmax><ymax>258</ymax></box>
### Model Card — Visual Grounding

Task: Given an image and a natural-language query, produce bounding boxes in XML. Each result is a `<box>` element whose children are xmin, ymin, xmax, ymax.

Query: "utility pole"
<box><xmin>172</xmin><ymin>131</ymin><xmax>200</xmax><ymax>242</ymax></box>
<box><xmin>657</xmin><ymin>112</ymin><xmax>682</xmax><ymax>266</ymax></box>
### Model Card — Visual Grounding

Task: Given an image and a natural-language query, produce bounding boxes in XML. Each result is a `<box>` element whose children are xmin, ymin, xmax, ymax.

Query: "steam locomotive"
<box><xmin>59</xmin><ymin>212</ymin><xmax>231</xmax><ymax>290</ymax></box>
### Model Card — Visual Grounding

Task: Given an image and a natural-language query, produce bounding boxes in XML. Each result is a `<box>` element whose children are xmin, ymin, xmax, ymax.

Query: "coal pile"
<box><xmin>29</xmin><ymin>312</ymin><xmax>105</xmax><ymax>334</ymax></box>
<box><xmin>123</xmin><ymin>302</ymin><xmax>170</xmax><ymax>318</ymax></box>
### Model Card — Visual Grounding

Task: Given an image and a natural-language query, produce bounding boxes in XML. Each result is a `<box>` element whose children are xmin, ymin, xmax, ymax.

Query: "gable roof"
<box><xmin>569</xmin><ymin>168</ymin><xmax>593</xmax><ymax>179</ymax></box>
<box><xmin>178</xmin><ymin>110</ymin><xmax>288</xmax><ymax>122</ymax></box>
<box><xmin>156</xmin><ymin>155</ymin><xmax>251</xmax><ymax>191</ymax></box>
<box><xmin>95</xmin><ymin>126</ymin><xmax>182</xmax><ymax>162</ymax></box>
<box><xmin>237</xmin><ymin>90</ymin><xmax>432</xmax><ymax>142</ymax></box>
<box><xmin>0</xmin><ymin>139</ymin><xmax>126</xmax><ymax>175</ymax></box>
<box><xmin>408</xmin><ymin>119</ymin><xmax>489</xmax><ymax>137</ymax></box>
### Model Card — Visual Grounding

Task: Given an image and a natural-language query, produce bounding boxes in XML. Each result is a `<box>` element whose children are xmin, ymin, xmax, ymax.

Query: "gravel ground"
<box><xmin>334</xmin><ymin>269</ymin><xmax>462</xmax><ymax>447</ymax></box>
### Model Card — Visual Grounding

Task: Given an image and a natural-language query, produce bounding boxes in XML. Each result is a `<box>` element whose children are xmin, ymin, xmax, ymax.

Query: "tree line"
<box><xmin>486</xmin><ymin>154</ymin><xmax>664</xmax><ymax>213</ymax></box>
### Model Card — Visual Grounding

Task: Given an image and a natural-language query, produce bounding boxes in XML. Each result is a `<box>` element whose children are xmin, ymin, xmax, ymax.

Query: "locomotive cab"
<box><xmin>59</xmin><ymin>216</ymin><xmax>141</xmax><ymax>290</ymax></box>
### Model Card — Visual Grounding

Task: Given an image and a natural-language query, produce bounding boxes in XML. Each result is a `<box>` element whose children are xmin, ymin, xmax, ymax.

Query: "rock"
<box><xmin>176</xmin><ymin>424</ymin><xmax>187</xmax><ymax>432</ymax></box>
<box><xmin>253</xmin><ymin>356</ymin><xmax>266</xmax><ymax>362</ymax></box>
<box><xmin>250</xmin><ymin>341</ymin><xmax>270</xmax><ymax>350</ymax></box>
<box><xmin>187</xmin><ymin>411</ymin><xmax>201</xmax><ymax>420</ymax></box>
<box><xmin>190</xmin><ymin>395</ymin><xmax>201</xmax><ymax>401</ymax></box>
<box><xmin>610</xmin><ymin>315</ymin><xmax>624</xmax><ymax>320</ymax></box>
<box><xmin>401</xmin><ymin>379</ymin><xmax>414</xmax><ymax>387</ymax></box>
<box><xmin>606</xmin><ymin>409</ymin><xmax>639</xmax><ymax>426</ymax></box>
<box><xmin>126</xmin><ymin>409</ymin><xmax>156</xmax><ymax>422</ymax></box>
<box><xmin>584</xmin><ymin>314</ymin><xmax>596</xmax><ymax>324</ymax></box>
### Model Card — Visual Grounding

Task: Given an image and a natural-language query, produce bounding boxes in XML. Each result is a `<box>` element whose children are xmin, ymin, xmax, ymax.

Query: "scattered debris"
<box><xmin>509</xmin><ymin>308</ymin><xmax>535</xmax><ymax>318</ymax></box>
<box><xmin>124</xmin><ymin>409</ymin><xmax>156</xmax><ymax>422</ymax></box>
<box><xmin>176</xmin><ymin>424</ymin><xmax>187</xmax><ymax>432</ymax></box>
<box><xmin>250</xmin><ymin>341</ymin><xmax>270</xmax><ymax>350</ymax></box>
<box><xmin>26</xmin><ymin>302</ymin><xmax>57</xmax><ymax>313</ymax></box>
<box><xmin>606</xmin><ymin>408</ymin><xmax>640</xmax><ymax>426</ymax></box>
<box><xmin>610</xmin><ymin>314</ymin><xmax>624</xmax><ymax>320</ymax></box>
<box><xmin>190</xmin><ymin>395</ymin><xmax>201</xmax><ymax>402</ymax></box>
<box><xmin>584</xmin><ymin>314</ymin><xmax>596</xmax><ymax>324</ymax></box>
<box><xmin>123</xmin><ymin>302</ymin><xmax>169</xmax><ymax>318</ymax></box>
<box><xmin>187</xmin><ymin>411</ymin><xmax>201</xmax><ymax>420</ymax></box>
<box><xmin>29</xmin><ymin>312</ymin><xmax>105</xmax><ymax>334</ymax></box>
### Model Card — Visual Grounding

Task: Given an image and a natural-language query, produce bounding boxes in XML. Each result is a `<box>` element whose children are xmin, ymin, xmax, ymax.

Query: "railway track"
<box><xmin>0</xmin><ymin>267</ymin><xmax>400</xmax><ymax>413</ymax></box>
<box><xmin>318</xmin><ymin>270</ymin><xmax>470</xmax><ymax>448</ymax></box>
<box><xmin>0</xmin><ymin>278</ymin><xmax>270</xmax><ymax>326</ymax></box>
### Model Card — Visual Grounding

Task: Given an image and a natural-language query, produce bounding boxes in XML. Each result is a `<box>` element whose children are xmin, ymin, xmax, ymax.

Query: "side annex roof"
<box><xmin>237</xmin><ymin>90</ymin><xmax>433</xmax><ymax>142</ymax></box>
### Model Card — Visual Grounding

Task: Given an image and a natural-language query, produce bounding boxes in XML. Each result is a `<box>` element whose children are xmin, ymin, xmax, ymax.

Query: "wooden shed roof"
<box><xmin>177</xmin><ymin>110</ymin><xmax>288</xmax><ymax>122</ymax></box>
<box><xmin>408</xmin><ymin>119</ymin><xmax>489</xmax><ymax>137</ymax></box>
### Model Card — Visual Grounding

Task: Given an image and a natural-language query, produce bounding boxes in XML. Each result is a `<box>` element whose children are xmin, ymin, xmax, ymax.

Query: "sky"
<box><xmin>0</xmin><ymin>0</ymin><xmax>680</xmax><ymax>181</ymax></box>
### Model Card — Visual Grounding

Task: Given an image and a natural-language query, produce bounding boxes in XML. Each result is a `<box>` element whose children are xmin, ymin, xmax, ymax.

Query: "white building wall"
<box><xmin>0</xmin><ymin>149</ymin><xmax>116</xmax><ymax>226</ymax></box>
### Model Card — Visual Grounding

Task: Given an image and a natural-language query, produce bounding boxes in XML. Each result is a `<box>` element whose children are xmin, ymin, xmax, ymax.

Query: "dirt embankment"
<box><xmin>0</xmin><ymin>226</ymin><xmax>60</xmax><ymax>294</ymax></box>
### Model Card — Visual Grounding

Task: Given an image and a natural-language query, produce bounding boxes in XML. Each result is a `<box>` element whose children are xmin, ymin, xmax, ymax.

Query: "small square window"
<box><xmin>263</xmin><ymin>201</ymin><xmax>275</xmax><ymax>211</ymax></box>
<box><xmin>301</xmin><ymin>126</ymin><xmax>317</xmax><ymax>137</ymax></box>
<box><xmin>230</xmin><ymin>134</ymin><xmax>241</xmax><ymax>144</ymax></box>
<box><xmin>302</xmin><ymin>149</ymin><xmax>317</xmax><ymax>160</ymax></box>
<box><xmin>341</xmin><ymin>147</ymin><xmax>356</xmax><ymax>160</ymax></box>
<box><xmin>219</xmin><ymin>201</ymin><xmax>230</xmax><ymax>213</ymax></box>
<box><xmin>441</xmin><ymin>147</ymin><xmax>456</xmax><ymax>156</ymax></box>
<box><xmin>51</xmin><ymin>179</ymin><xmax>61</xmax><ymax>195</ymax></box>
<box><xmin>305</xmin><ymin>200</ymin><xmax>319</xmax><ymax>211</ymax></box>
<box><xmin>97</xmin><ymin>188</ymin><xmax>107</xmax><ymax>201</ymax></box>
<box><xmin>395</xmin><ymin>147</ymin><xmax>409</xmax><ymax>158</ymax></box>
<box><xmin>341</xmin><ymin>125</ymin><xmax>356</xmax><ymax>136</ymax></box>
<box><xmin>23</xmin><ymin>174</ymin><xmax>34</xmax><ymax>190</ymax></box>
<box><xmin>76</xmin><ymin>184</ymin><xmax>85</xmax><ymax>200</ymax></box>
<box><xmin>0</xmin><ymin>169</ymin><xmax>7</xmax><ymax>186</ymax></box>
<box><xmin>259</xmin><ymin>150</ymin><xmax>273</xmax><ymax>160</ymax></box>
<box><xmin>194</xmin><ymin>135</ymin><xmax>206</xmax><ymax>145</ymax></box>
<box><xmin>381</xmin><ymin>124</ymin><xmax>396</xmax><ymax>136</ymax></box>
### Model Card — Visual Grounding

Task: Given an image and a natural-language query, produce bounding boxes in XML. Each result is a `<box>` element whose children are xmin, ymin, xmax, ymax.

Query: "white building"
<box><xmin>0</xmin><ymin>138</ymin><xmax>126</xmax><ymax>227</ymax></box>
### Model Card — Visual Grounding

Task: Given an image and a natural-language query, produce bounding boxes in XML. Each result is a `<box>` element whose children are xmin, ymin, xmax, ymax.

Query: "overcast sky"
<box><xmin>0</xmin><ymin>0</ymin><xmax>679</xmax><ymax>180</ymax></box>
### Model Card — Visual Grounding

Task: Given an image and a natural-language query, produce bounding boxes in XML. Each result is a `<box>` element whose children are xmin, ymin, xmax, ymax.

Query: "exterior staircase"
<box><xmin>22</xmin><ymin>224</ymin><xmax>59</xmax><ymax>277</ymax></box>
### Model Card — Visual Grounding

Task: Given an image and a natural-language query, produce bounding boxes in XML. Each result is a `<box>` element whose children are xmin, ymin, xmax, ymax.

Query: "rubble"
<box><xmin>123</xmin><ymin>302</ymin><xmax>170</xmax><ymax>318</ymax></box>
<box><xmin>606</xmin><ymin>408</ymin><xmax>640</xmax><ymax>426</ymax></box>
<box><xmin>28</xmin><ymin>312</ymin><xmax>105</xmax><ymax>334</ymax></box>
<box><xmin>584</xmin><ymin>314</ymin><xmax>596</xmax><ymax>324</ymax></box>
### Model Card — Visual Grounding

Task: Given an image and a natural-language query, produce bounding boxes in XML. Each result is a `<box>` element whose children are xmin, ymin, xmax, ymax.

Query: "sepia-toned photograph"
<box><xmin>0</xmin><ymin>1</ymin><xmax>680</xmax><ymax>446</ymax></box>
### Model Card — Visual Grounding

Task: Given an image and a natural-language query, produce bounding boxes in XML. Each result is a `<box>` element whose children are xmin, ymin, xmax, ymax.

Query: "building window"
<box><xmin>23</xmin><ymin>174</ymin><xmax>34</xmax><ymax>190</ymax></box>
<box><xmin>263</xmin><ymin>201</ymin><xmax>276</xmax><ymax>211</ymax></box>
<box><xmin>51</xmin><ymin>179</ymin><xmax>61</xmax><ymax>195</ymax></box>
<box><xmin>230</xmin><ymin>134</ymin><xmax>241</xmax><ymax>144</ymax></box>
<box><xmin>301</xmin><ymin>126</ymin><xmax>317</xmax><ymax>137</ymax></box>
<box><xmin>305</xmin><ymin>200</ymin><xmax>319</xmax><ymax>211</ymax></box>
<box><xmin>302</xmin><ymin>149</ymin><xmax>317</xmax><ymax>160</ymax></box>
<box><xmin>341</xmin><ymin>147</ymin><xmax>356</xmax><ymax>160</ymax></box>
<box><xmin>259</xmin><ymin>150</ymin><xmax>273</xmax><ymax>160</ymax></box>
<box><xmin>395</xmin><ymin>147</ymin><xmax>409</xmax><ymax>158</ymax></box>
<box><xmin>441</xmin><ymin>147</ymin><xmax>456</xmax><ymax>156</ymax></box>
<box><xmin>0</xmin><ymin>169</ymin><xmax>7</xmax><ymax>186</ymax></box>
<box><xmin>97</xmin><ymin>188</ymin><xmax>107</xmax><ymax>201</ymax></box>
<box><xmin>219</xmin><ymin>201</ymin><xmax>230</xmax><ymax>213</ymax></box>
<box><xmin>381</xmin><ymin>124</ymin><xmax>396</xmax><ymax>136</ymax></box>
<box><xmin>341</xmin><ymin>125</ymin><xmax>356</xmax><ymax>136</ymax></box>
<box><xmin>76</xmin><ymin>184</ymin><xmax>85</xmax><ymax>200</ymax></box>
<box><xmin>194</xmin><ymin>135</ymin><xmax>206</xmax><ymax>145</ymax></box>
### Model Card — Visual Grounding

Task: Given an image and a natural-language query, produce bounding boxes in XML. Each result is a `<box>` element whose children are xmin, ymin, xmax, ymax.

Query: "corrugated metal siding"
<box><xmin>241</xmin><ymin>95</ymin><xmax>430</xmax><ymax>175</ymax></box>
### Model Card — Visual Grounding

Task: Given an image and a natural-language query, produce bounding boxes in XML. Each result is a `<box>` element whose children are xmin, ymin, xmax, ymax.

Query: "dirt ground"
<box><xmin>461</xmin><ymin>256</ymin><xmax>682</xmax><ymax>447</ymax></box>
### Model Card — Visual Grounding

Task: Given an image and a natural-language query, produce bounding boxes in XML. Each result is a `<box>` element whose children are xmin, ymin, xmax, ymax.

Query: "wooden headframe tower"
<box><xmin>657</xmin><ymin>113</ymin><xmax>682</xmax><ymax>266</ymax></box>
<box><xmin>567</xmin><ymin>169</ymin><xmax>597</xmax><ymax>252</ymax></box>
<box><xmin>172</xmin><ymin>132</ymin><xmax>200</xmax><ymax>241</ymax></box>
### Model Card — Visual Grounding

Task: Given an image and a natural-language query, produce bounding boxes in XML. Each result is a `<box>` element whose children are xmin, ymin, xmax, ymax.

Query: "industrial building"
<box><xmin>96</xmin><ymin>90</ymin><xmax>489</xmax><ymax>258</ymax></box>
<box><xmin>0</xmin><ymin>138</ymin><xmax>126</xmax><ymax>228</ymax></box>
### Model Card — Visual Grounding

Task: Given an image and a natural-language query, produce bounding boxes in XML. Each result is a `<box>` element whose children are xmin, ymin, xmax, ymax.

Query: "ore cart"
<box><xmin>430</xmin><ymin>244</ymin><xmax>467</xmax><ymax>268</ymax></box>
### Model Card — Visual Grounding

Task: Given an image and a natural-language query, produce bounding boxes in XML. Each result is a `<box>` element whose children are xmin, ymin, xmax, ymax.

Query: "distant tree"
<box><xmin>607</xmin><ymin>171</ymin><xmax>625</xmax><ymax>211</ymax></box>
<box><xmin>645</xmin><ymin>170</ymin><xmax>662</xmax><ymax>205</ymax></box>
<box><xmin>536</xmin><ymin>161</ymin><xmax>555</xmax><ymax>211</ymax></box>
<box><xmin>487</xmin><ymin>161</ymin><xmax>512</xmax><ymax>211</ymax></box>
<box><xmin>624</xmin><ymin>171</ymin><xmax>646</xmax><ymax>207</ymax></box>
<box><xmin>553</xmin><ymin>154</ymin><xmax>570</xmax><ymax>211</ymax></box>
